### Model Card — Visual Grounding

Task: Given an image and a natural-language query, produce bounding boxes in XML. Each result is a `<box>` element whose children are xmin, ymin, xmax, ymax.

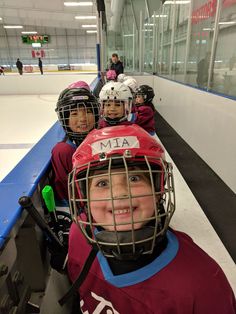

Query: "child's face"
<box><xmin>135</xmin><ymin>94</ymin><xmax>145</xmax><ymax>104</ymax></box>
<box><xmin>69</xmin><ymin>106</ymin><xmax>95</xmax><ymax>133</ymax></box>
<box><xmin>89</xmin><ymin>168</ymin><xmax>155</xmax><ymax>231</ymax></box>
<box><xmin>103</xmin><ymin>100</ymin><xmax>125</xmax><ymax>119</ymax></box>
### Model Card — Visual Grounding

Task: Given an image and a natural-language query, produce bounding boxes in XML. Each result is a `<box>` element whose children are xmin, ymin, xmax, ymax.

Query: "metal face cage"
<box><xmin>57</xmin><ymin>100</ymin><xmax>99</xmax><ymax>142</ymax></box>
<box><xmin>68</xmin><ymin>154</ymin><xmax>175</xmax><ymax>260</ymax></box>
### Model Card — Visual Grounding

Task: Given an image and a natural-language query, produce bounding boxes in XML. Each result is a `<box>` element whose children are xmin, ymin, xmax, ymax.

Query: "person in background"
<box><xmin>16</xmin><ymin>58</ymin><xmax>23</xmax><ymax>75</ymax></box>
<box><xmin>67</xmin><ymin>125</ymin><xmax>236</xmax><ymax>313</ymax></box>
<box><xmin>106</xmin><ymin>58</ymin><xmax>112</xmax><ymax>71</ymax></box>
<box><xmin>0</xmin><ymin>66</ymin><xmax>5</xmax><ymax>75</ymax></box>
<box><xmin>51</xmin><ymin>85</ymin><xmax>99</xmax><ymax>205</ymax></box>
<box><xmin>110</xmin><ymin>53</ymin><xmax>124</xmax><ymax>77</ymax></box>
<box><xmin>98</xmin><ymin>81</ymin><xmax>133</xmax><ymax>129</ymax></box>
<box><xmin>196</xmin><ymin>51</ymin><xmax>211</xmax><ymax>88</ymax></box>
<box><xmin>38</xmin><ymin>58</ymin><xmax>43</xmax><ymax>75</ymax></box>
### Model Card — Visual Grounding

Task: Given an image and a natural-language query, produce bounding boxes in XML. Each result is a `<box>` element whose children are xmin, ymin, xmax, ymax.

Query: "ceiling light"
<box><xmin>86</xmin><ymin>30</ymin><xmax>97</xmax><ymax>33</ymax></box>
<box><xmin>164</xmin><ymin>1</ymin><xmax>190</xmax><ymax>4</ymax></box>
<box><xmin>75</xmin><ymin>16</ymin><xmax>96</xmax><ymax>19</ymax></box>
<box><xmin>0</xmin><ymin>17</ymin><xmax>3</xmax><ymax>20</ymax></box>
<box><xmin>152</xmin><ymin>14</ymin><xmax>168</xmax><ymax>18</ymax></box>
<box><xmin>218</xmin><ymin>21</ymin><xmax>236</xmax><ymax>25</ymax></box>
<box><xmin>82</xmin><ymin>24</ymin><xmax>97</xmax><ymax>28</ymax></box>
<box><xmin>4</xmin><ymin>25</ymin><xmax>23</xmax><ymax>29</ymax></box>
<box><xmin>203</xmin><ymin>28</ymin><xmax>214</xmax><ymax>31</ymax></box>
<box><xmin>64</xmin><ymin>2</ymin><xmax>92</xmax><ymax>6</ymax></box>
<box><xmin>21</xmin><ymin>31</ymin><xmax>38</xmax><ymax>34</ymax></box>
<box><xmin>32</xmin><ymin>43</ymin><xmax>41</xmax><ymax>48</ymax></box>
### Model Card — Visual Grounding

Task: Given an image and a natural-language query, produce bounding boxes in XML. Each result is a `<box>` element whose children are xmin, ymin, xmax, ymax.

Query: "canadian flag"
<box><xmin>31</xmin><ymin>50</ymin><xmax>45</xmax><ymax>58</ymax></box>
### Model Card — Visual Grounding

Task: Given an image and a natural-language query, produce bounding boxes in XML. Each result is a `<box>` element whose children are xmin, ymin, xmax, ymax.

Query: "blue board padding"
<box><xmin>0</xmin><ymin>183</ymin><xmax>36</xmax><ymax>247</ymax></box>
<box><xmin>90</xmin><ymin>76</ymin><xmax>101</xmax><ymax>91</ymax></box>
<box><xmin>0</xmin><ymin>122</ymin><xmax>65</xmax><ymax>248</ymax></box>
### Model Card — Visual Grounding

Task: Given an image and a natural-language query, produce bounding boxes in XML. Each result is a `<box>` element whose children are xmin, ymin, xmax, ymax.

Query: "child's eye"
<box><xmin>129</xmin><ymin>175</ymin><xmax>141</xmax><ymax>182</ymax></box>
<box><xmin>70</xmin><ymin>111</ymin><xmax>78</xmax><ymax>116</ymax></box>
<box><xmin>96</xmin><ymin>180</ymin><xmax>109</xmax><ymax>187</ymax></box>
<box><xmin>86</xmin><ymin>109</ymin><xmax>93</xmax><ymax>114</ymax></box>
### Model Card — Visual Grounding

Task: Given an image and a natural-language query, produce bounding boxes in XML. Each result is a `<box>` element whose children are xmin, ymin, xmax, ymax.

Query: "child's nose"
<box><xmin>112</xmin><ymin>183</ymin><xmax>128</xmax><ymax>199</ymax></box>
<box><xmin>79</xmin><ymin>111</ymin><xmax>87</xmax><ymax>121</ymax></box>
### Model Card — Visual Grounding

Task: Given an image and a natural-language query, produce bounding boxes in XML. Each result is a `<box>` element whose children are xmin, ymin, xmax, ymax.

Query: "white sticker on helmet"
<box><xmin>72</xmin><ymin>95</ymin><xmax>89</xmax><ymax>100</ymax></box>
<box><xmin>91</xmin><ymin>136</ymin><xmax>140</xmax><ymax>155</ymax></box>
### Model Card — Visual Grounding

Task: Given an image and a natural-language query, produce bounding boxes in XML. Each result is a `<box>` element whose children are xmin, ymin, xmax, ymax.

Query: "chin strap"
<box><xmin>58</xmin><ymin>248</ymin><xmax>97</xmax><ymax>306</ymax></box>
<box><xmin>95</xmin><ymin>226</ymin><xmax>162</xmax><ymax>261</ymax></box>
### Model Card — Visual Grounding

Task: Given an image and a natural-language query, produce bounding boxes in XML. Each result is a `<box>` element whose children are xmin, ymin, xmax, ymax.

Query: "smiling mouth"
<box><xmin>111</xmin><ymin>208</ymin><xmax>137</xmax><ymax>215</ymax></box>
<box><xmin>78</xmin><ymin>124</ymin><xmax>89</xmax><ymax>130</ymax></box>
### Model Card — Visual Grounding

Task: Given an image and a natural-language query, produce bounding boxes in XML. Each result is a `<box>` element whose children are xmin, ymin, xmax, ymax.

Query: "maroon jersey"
<box><xmin>51</xmin><ymin>139</ymin><xmax>76</xmax><ymax>202</ymax></box>
<box><xmin>134</xmin><ymin>104</ymin><xmax>156</xmax><ymax>134</ymax></box>
<box><xmin>68</xmin><ymin>223</ymin><xmax>236</xmax><ymax>314</ymax></box>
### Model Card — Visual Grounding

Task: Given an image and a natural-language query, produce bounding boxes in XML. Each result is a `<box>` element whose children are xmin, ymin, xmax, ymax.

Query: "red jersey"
<box><xmin>51</xmin><ymin>139</ymin><xmax>76</xmax><ymax>202</ymax></box>
<box><xmin>68</xmin><ymin>223</ymin><xmax>236</xmax><ymax>314</ymax></box>
<box><xmin>133</xmin><ymin>104</ymin><xmax>156</xmax><ymax>134</ymax></box>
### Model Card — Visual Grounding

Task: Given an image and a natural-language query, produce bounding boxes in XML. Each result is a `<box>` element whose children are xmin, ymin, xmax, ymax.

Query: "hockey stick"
<box><xmin>18</xmin><ymin>196</ymin><xmax>65</xmax><ymax>251</ymax></box>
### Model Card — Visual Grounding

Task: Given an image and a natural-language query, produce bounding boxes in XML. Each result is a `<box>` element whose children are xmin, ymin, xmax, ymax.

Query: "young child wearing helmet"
<box><xmin>51</xmin><ymin>87</ymin><xmax>99</xmax><ymax>204</ymax></box>
<box><xmin>67</xmin><ymin>125</ymin><xmax>235</xmax><ymax>313</ymax></box>
<box><xmin>133</xmin><ymin>84</ymin><xmax>156</xmax><ymax>136</ymax></box>
<box><xmin>98</xmin><ymin>81</ymin><xmax>134</xmax><ymax>129</ymax></box>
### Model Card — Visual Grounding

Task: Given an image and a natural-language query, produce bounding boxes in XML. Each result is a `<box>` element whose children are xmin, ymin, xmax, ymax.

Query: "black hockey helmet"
<box><xmin>135</xmin><ymin>85</ymin><xmax>155</xmax><ymax>103</ymax></box>
<box><xmin>55</xmin><ymin>88</ymin><xmax>99</xmax><ymax>143</ymax></box>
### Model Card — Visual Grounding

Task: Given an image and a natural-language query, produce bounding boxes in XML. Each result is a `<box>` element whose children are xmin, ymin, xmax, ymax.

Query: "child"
<box><xmin>98</xmin><ymin>81</ymin><xmax>133</xmax><ymax>128</ymax></box>
<box><xmin>67</xmin><ymin>125</ymin><xmax>236</xmax><ymax>313</ymax></box>
<box><xmin>51</xmin><ymin>87</ymin><xmax>99</xmax><ymax>204</ymax></box>
<box><xmin>133</xmin><ymin>84</ymin><xmax>156</xmax><ymax>136</ymax></box>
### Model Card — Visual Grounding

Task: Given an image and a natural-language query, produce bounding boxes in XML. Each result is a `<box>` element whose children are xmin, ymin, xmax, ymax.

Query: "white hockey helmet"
<box><xmin>123</xmin><ymin>77</ymin><xmax>138</xmax><ymax>93</ymax></box>
<box><xmin>99</xmin><ymin>81</ymin><xmax>133</xmax><ymax>125</ymax></box>
<box><xmin>117</xmin><ymin>73</ymin><xmax>126</xmax><ymax>83</ymax></box>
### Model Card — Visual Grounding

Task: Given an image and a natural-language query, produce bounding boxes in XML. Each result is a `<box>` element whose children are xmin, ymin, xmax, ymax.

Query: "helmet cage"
<box><xmin>56</xmin><ymin>93</ymin><xmax>99</xmax><ymax>142</ymax></box>
<box><xmin>68</xmin><ymin>153</ymin><xmax>175</xmax><ymax>259</ymax></box>
<box><xmin>100</xmin><ymin>99</ymin><xmax>132</xmax><ymax>125</ymax></box>
<box><xmin>99</xmin><ymin>82</ymin><xmax>133</xmax><ymax>125</ymax></box>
